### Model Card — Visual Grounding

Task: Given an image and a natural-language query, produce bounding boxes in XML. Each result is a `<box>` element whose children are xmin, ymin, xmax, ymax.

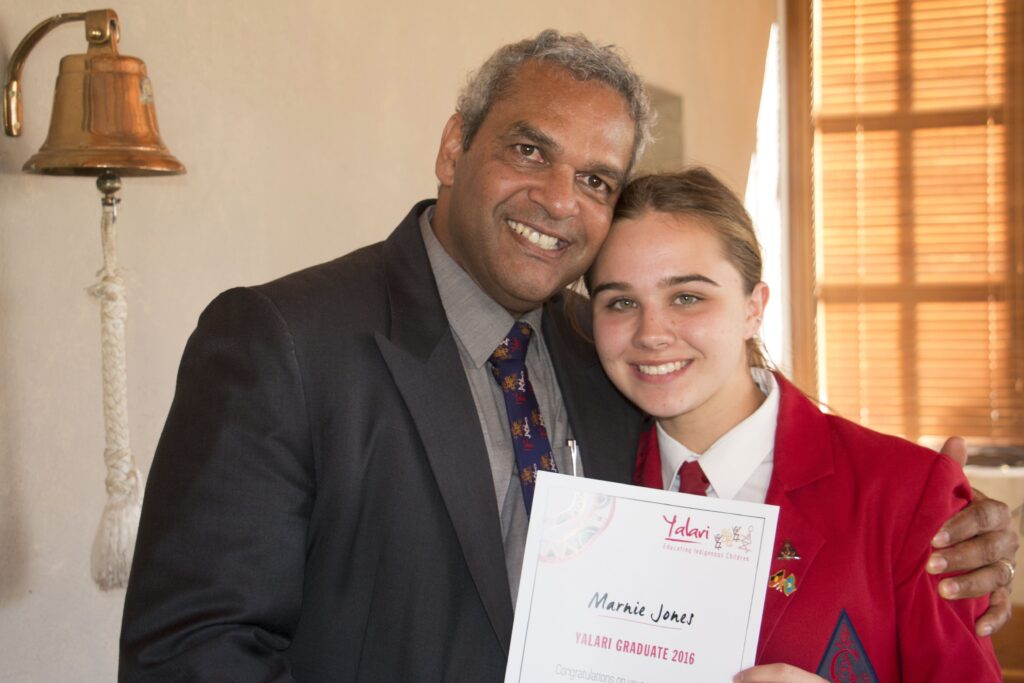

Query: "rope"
<box><xmin>88</xmin><ymin>199</ymin><xmax>144</xmax><ymax>591</ymax></box>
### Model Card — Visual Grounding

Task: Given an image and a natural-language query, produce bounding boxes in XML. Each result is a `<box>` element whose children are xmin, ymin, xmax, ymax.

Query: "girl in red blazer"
<box><xmin>586</xmin><ymin>169</ymin><xmax>1001</xmax><ymax>683</ymax></box>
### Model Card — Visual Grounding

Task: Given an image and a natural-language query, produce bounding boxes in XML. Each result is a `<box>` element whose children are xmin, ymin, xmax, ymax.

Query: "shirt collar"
<box><xmin>419</xmin><ymin>207</ymin><xmax>544</xmax><ymax>367</ymax></box>
<box><xmin>658</xmin><ymin>368</ymin><xmax>780</xmax><ymax>497</ymax></box>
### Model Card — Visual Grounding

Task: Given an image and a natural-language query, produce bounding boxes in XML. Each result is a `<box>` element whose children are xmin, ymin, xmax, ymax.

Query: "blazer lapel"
<box><xmin>375</xmin><ymin>203</ymin><xmax>513</xmax><ymax>653</ymax></box>
<box><xmin>757</xmin><ymin>375</ymin><xmax>834</xmax><ymax>660</ymax></box>
<box><xmin>543</xmin><ymin>293</ymin><xmax>641</xmax><ymax>485</ymax></box>
<box><xmin>758</xmin><ymin>494</ymin><xmax>827</xmax><ymax>659</ymax></box>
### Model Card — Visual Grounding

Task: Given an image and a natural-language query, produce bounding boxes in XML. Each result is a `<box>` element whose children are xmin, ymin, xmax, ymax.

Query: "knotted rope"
<box><xmin>88</xmin><ymin>196</ymin><xmax>144</xmax><ymax>590</ymax></box>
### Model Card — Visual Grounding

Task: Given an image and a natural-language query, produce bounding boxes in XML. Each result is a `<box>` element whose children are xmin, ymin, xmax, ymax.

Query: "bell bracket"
<box><xmin>3</xmin><ymin>9</ymin><xmax>120</xmax><ymax>137</ymax></box>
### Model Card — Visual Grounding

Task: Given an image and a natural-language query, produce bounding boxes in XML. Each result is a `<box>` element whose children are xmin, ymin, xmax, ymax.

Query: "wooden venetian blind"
<box><xmin>788</xmin><ymin>0</ymin><xmax>1024</xmax><ymax>443</ymax></box>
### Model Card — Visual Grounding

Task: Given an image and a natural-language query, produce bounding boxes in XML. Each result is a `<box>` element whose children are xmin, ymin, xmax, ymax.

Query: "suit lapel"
<box><xmin>757</xmin><ymin>376</ymin><xmax>834</xmax><ymax>659</ymax></box>
<box><xmin>375</xmin><ymin>203</ymin><xmax>513</xmax><ymax>653</ymax></box>
<box><xmin>543</xmin><ymin>293</ymin><xmax>641</xmax><ymax>485</ymax></box>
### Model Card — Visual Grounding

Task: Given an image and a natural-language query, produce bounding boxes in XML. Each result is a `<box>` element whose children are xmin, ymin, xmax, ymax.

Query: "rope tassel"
<box><xmin>88</xmin><ymin>198</ymin><xmax>144</xmax><ymax>590</ymax></box>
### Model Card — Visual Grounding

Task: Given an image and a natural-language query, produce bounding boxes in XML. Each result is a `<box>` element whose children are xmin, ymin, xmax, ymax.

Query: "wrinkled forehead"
<box><xmin>492</xmin><ymin>61</ymin><xmax>637</xmax><ymax>160</ymax></box>
<box><xmin>495</xmin><ymin>61</ymin><xmax>632</xmax><ymax>120</ymax></box>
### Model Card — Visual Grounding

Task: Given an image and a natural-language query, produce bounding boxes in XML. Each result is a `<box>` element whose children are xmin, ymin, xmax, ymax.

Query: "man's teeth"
<box><xmin>636</xmin><ymin>361</ymin><xmax>689</xmax><ymax>376</ymax></box>
<box><xmin>508</xmin><ymin>220</ymin><xmax>560</xmax><ymax>251</ymax></box>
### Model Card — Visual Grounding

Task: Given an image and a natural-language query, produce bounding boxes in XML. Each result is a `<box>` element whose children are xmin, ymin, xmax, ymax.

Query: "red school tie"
<box><xmin>677</xmin><ymin>460</ymin><xmax>709</xmax><ymax>496</ymax></box>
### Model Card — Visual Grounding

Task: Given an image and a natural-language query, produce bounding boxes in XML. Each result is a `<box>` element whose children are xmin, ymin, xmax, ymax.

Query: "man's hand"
<box><xmin>926</xmin><ymin>436</ymin><xmax>1019</xmax><ymax>636</ymax></box>
<box><xmin>733</xmin><ymin>664</ymin><xmax>827</xmax><ymax>682</ymax></box>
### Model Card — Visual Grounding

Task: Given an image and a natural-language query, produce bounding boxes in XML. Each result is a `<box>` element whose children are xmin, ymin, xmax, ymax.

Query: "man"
<box><xmin>120</xmin><ymin>31</ymin><xmax>1016</xmax><ymax>682</ymax></box>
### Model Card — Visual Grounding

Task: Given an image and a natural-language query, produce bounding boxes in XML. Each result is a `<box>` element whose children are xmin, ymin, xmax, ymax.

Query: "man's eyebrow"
<box><xmin>587</xmin><ymin>163</ymin><xmax>627</xmax><ymax>189</ymax></box>
<box><xmin>506</xmin><ymin>121</ymin><xmax>626</xmax><ymax>187</ymax></box>
<box><xmin>507</xmin><ymin>122</ymin><xmax>559</xmax><ymax>153</ymax></box>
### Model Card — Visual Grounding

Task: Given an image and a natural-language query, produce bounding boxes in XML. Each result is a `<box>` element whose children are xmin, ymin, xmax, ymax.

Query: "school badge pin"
<box><xmin>777</xmin><ymin>539</ymin><xmax>801</xmax><ymax>560</ymax></box>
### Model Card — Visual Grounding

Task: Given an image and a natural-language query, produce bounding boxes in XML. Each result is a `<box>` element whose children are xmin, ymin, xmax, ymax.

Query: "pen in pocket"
<box><xmin>567</xmin><ymin>439</ymin><xmax>580</xmax><ymax>477</ymax></box>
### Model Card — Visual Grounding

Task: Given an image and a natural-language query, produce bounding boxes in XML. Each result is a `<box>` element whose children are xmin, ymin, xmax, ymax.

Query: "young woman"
<box><xmin>586</xmin><ymin>169</ymin><xmax>1001</xmax><ymax>683</ymax></box>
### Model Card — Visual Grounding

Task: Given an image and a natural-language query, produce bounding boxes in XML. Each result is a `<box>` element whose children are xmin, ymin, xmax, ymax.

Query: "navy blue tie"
<box><xmin>489</xmin><ymin>322</ymin><xmax>558</xmax><ymax>515</ymax></box>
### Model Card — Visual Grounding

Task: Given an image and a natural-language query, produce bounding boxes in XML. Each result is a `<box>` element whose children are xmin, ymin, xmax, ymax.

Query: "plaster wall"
<box><xmin>0</xmin><ymin>1</ymin><xmax>775</xmax><ymax>679</ymax></box>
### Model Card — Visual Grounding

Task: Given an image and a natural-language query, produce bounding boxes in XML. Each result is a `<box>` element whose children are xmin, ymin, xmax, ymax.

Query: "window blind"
<box><xmin>788</xmin><ymin>0</ymin><xmax>1023</xmax><ymax>444</ymax></box>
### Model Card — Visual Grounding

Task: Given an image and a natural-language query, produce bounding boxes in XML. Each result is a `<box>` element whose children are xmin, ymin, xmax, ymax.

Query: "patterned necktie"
<box><xmin>678</xmin><ymin>460</ymin><xmax>709</xmax><ymax>496</ymax></box>
<box><xmin>489</xmin><ymin>321</ymin><xmax>557</xmax><ymax>515</ymax></box>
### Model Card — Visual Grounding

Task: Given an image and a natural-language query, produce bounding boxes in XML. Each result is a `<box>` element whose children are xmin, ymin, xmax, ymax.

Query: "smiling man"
<box><xmin>433</xmin><ymin>58</ymin><xmax>635</xmax><ymax>316</ymax></box>
<box><xmin>119</xmin><ymin>30</ymin><xmax>1017</xmax><ymax>683</ymax></box>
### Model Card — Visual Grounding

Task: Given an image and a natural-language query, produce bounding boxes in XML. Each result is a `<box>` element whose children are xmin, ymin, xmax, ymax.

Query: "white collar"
<box><xmin>657</xmin><ymin>368</ymin><xmax>780</xmax><ymax>498</ymax></box>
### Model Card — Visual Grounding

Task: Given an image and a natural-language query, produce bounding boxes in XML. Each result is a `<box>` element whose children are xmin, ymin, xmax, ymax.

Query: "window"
<box><xmin>787</xmin><ymin>0</ymin><xmax>1023</xmax><ymax>444</ymax></box>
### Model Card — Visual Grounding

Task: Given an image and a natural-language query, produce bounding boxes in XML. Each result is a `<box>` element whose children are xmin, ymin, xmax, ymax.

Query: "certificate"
<box><xmin>505</xmin><ymin>471</ymin><xmax>779</xmax><ymax>683</ymax></box>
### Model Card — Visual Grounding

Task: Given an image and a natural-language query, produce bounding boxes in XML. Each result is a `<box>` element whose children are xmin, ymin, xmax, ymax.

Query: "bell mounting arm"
<box><xmin>4</xmin><ymin>9</ymin><xmax>119</xmax><ymax>137</ymax></box>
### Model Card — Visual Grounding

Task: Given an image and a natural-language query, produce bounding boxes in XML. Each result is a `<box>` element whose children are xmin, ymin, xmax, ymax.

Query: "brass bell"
<box><xmin>3</xmin><ymin>8</ymin><xmax>183</xmax><ymax>591</ymax></box>
<box><xmin>3</xmin><ymin>9</ymin><xmax>184</xmax><ymax>176</ymax></box>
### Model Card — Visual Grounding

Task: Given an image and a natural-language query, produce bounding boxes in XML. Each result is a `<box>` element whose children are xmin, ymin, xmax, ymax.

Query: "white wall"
<box><xmin>0</xmin><ymin>1</ymin><xmax>775</xmax><ymax>679</ymax></box>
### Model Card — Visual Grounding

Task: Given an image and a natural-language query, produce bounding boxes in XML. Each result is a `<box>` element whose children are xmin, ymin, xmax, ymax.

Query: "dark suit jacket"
<box><xmin>634</xmin><ymin>374</ymin><xmax>1000</xmax><ymax>682</ymax></box>
<box><xmin>119</xmin><ymin>201</ymin><xmax>643</xmax><ymax>682</ymax></box>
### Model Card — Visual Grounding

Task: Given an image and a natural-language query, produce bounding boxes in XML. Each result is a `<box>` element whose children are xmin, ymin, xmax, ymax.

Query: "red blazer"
<box><xmin>634</xmin><ymin>374</ymin><xmax>1000</xmax><ymax>682</ymax></box>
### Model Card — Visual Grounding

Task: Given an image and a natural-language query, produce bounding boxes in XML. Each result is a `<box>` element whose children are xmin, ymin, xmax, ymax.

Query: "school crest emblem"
<box><xmin>815</xmin><ymin>609</ymin><xmax>878</xmax><ymax>683</ymax></box>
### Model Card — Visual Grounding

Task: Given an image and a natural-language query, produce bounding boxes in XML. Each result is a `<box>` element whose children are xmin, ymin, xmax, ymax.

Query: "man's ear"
<box><xmin>435</xmin><ymin>113</ymin><xmax>465</xmax><ymax>188</ymax></box>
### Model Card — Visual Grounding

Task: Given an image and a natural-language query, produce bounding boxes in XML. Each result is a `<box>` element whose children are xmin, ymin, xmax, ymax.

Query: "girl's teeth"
<box><xmin>637</xmin><ymin>361</ymin><xmax>688</xmax><ymax>375</ymax></box>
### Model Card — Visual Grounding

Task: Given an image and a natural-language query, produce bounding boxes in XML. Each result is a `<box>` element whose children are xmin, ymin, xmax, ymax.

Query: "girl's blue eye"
<box><xmin>607</xmin><ymin>298</ymin><xmax>635</xmax><ymax>311</ymax></box>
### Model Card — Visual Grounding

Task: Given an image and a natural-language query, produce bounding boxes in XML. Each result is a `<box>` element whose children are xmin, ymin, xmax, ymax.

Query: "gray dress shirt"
<box><xmin>420</xmin><ymin>208</ymin><xmax>579</xmax><ymax>602</ymax></box>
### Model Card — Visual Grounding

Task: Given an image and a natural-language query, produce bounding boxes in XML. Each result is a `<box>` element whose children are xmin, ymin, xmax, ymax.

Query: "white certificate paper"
<box><xmin>505</xmin><ymin>471</ymin><xmax>779</xmax><ymax>683</ymax></box>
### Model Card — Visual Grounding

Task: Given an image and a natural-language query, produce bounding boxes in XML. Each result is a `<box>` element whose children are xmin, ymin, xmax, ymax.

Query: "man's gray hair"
<box><xmin>456</xmin><ymin>29</ymin><xmax>654</xmax><ymax>173</ymax></box>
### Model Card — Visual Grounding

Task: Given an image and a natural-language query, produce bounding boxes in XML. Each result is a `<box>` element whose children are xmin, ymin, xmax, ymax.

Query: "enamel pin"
<box><xmin>769</xmin><ymin>569</ymin><xmax>798</xmax><ymax>596</ymax></box>
<box><xmin>778</xmin><ymin>540</ymin><xmax>801</xmax><ymax>561</ymax></box>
